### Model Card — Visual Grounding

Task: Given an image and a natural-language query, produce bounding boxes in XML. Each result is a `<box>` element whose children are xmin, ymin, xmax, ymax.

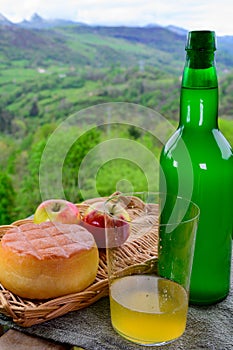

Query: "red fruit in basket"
<box><xmin>34</xmin><ymin>199</ymin><xmax>80</xmax><ymax>224</ymax></box>
<box><xmin>82</xmin><ymin>201</ymin><xmax>130</xmax><ymax>248</ymax></box>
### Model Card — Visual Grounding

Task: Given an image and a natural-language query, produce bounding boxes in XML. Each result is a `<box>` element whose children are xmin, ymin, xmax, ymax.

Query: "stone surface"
<box><xmin>0</xmin><ymin>329</ymin><xmax>67</xmax><ymax>350</ymax></box>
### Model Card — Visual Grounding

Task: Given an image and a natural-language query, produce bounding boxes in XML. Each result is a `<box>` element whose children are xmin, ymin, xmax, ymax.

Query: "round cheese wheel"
<box><xmin>0</xmin><ymin>222</ymin><xmax>99</xmax><ymax>299</ymax></box>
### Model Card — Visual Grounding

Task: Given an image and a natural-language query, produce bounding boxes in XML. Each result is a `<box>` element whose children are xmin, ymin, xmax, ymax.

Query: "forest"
<box><xmin>0</xmin><ymin>22</ymin><xmax>233</xmax><ymax>223</ymax></box>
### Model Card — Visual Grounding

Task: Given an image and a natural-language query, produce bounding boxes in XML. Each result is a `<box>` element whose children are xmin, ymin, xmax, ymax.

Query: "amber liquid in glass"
<box><xmin>110</xmin><ymin>275</ymin><xmax>188</xmax><ymax>345</ymax></box>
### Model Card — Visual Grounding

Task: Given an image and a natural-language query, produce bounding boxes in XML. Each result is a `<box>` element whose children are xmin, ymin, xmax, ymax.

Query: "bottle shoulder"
<box><xmin>212</xmin><ymin>129</ymin><xmax>232</xmax><ymax>159</ymax></box>
<box><xmin>160</xmin><ymin>127</ymin><xmax>233</xmax><ymax>162</ymax></box>
<box><xmin>161</xmin><ymin>128</ymin><xmax>183</xmax><ymax>154</ymax></box>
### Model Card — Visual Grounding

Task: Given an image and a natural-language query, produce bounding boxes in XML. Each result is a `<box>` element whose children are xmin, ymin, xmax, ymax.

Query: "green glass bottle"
<box><xmin>159</xmin><ymin>31</ymin><xmax>233</xmax><ymax>305</ymax></box>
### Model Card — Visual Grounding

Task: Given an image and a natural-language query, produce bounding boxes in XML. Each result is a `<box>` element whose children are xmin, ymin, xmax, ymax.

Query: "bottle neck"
<box><xmin>180</xmin><ymin>51</ymin><xmax>218</xmax><ymax>130</ymax></box>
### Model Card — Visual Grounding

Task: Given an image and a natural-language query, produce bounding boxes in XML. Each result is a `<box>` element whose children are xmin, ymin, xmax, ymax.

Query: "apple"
<box><xmin>34</xmin><ymin>199</ymin><xmax>80</xmax><ymax>224</ymax></box>
<box><xmin>82</xmin><ymin>201</ymin><xmax>130</xmax><ymax>248</ymax></box>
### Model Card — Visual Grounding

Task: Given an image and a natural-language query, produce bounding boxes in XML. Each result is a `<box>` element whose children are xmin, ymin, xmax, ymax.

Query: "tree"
<box><xmin>0</xmin><ymin>171</ymin><xmax>15</xmax><ymax>224</ymax></box>
<box><xmin>16</xmin><ymin>139</ymin><xmax>46</xmax><ymax>218</ymax></box>
<box><xmin>0</xmin><ymin>108</ymin><xmax>14</xmax><ymax>133</ymax></box>
<box><xmin>63</xmin><ymin>127</ymin><xmax>101</xmax><ymax>203</ymax></box>
<box><xmin>29</xmin><ymin>101</ymin><xmax>39</xmax><ymax>117</ymax></box>
<box><xmin>128</xmin><ymin>125</ymin><xmax>142</xmax><ymax>139</ymax></box>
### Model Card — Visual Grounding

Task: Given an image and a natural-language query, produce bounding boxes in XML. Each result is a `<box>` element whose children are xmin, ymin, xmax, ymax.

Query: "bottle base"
<box><xmin>189</xmin><ymin>292</ymin><xmax>229</xmax><ymax>306</ymax></box>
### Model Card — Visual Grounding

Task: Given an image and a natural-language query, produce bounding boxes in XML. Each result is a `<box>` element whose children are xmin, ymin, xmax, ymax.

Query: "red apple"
<box><xmin>82</xmin><ymin>201</ymin><xmax>130</xmax><ymax>248</ymax></box>
<box><xmin>34</xmin><ymin>199</ymin><xmax>80</xmax><ymax>224</ymax></box>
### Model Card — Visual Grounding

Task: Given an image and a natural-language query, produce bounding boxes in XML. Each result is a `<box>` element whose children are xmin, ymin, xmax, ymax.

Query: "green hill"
<box><xmin>1</xmin><ymin>23</ymin><xmax>233</xmax><ymax>128</ymax></box>
<box><xmin>1</xmin><ymin>23</ymin><xmax>233</xmax><ymax>69</ymax></box>
<box><xmin>0</xmin><ymin>24</ymin><xmax>186</xmax><ymax>72</ymax></box>
<box><xmin>0</xmin><ymin>22</ymin><xmax>233</xmax><ymax>222</ymax></box>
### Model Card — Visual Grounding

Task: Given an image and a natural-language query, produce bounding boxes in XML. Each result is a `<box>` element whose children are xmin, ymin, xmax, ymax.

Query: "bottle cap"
<box><xmin>185</xmin><ymin>31</ymin><xmax>216</xmax><ymax>51</ymax></box>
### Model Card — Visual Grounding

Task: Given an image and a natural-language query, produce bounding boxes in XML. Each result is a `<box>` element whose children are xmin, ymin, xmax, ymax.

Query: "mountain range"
<box><xmin>0</xmin><ymin>12</ymin><xmax>233</xmax><ymax>76</ymax></box>
<box><xmin>0</xmin><ymin>13</ymin><xmax>184</xmax><ymax>31</ymax></box>
<box><xmin>0</xmin><ymin>13</ymin><xmax>80</xmax><ymax>28</ymax></box>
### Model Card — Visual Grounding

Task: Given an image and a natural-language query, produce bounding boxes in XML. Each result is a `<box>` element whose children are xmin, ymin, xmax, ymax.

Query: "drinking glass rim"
<box><xmin>104</xmin><ymin>191</ymin><xmax>200</xmax><ymax>226</ymax></box>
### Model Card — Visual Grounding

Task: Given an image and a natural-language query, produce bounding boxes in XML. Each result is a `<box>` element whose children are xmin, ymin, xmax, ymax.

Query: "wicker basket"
<box><xmin>0</xmin><ymin>196</ymin><xmax>158</xmax><ymax>327</ymax></box>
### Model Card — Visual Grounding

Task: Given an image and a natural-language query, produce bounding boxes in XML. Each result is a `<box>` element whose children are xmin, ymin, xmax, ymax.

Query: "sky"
<box><xmin>0</xmin><ymin>0</ymin><xmax>233</xmax><ymax>36</ymax></box>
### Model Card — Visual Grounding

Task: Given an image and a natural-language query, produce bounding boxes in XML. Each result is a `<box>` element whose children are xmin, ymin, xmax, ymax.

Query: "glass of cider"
<box><xmin>104</xmin><ymin>192</ymin><xmax>199</xmax><ymax>346</ymax></box>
